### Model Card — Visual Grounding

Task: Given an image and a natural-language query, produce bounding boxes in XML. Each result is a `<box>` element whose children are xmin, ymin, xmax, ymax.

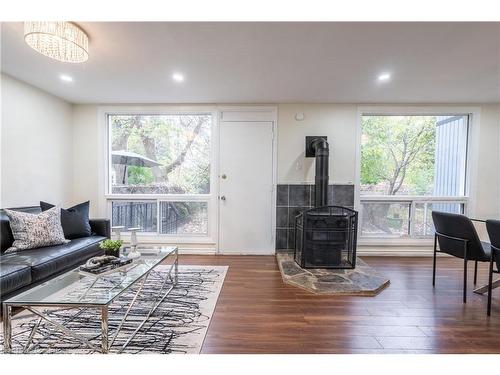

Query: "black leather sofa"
<box><xmin>0</xmin><ymin>206</ymin><xmax>110</xmax><ymax>302</ymax></box>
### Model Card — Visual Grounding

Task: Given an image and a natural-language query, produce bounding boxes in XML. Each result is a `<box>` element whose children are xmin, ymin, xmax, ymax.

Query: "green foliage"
<box><xmin>361</xmin><ymin>116</ymin><xmax>436</xmax><ymax>195</ymax></box>
<box><xmin>360</xmin><ymin>147</ymin><xmax>386</xmax><ymax>185</ymax></box>
<box><xmin>99</xmin><ymin>239</ymin><xmax>123</xmax><ymax>251</ymax></box>
<box><xmin>127</xmin><ymin>166</ymin><xmax>154</xmax><ymax>185</ymax></box>
<box><xmin>110</xmin><ymin>115</ymin><xmax>211</xmax><ymax>194</ymax></box>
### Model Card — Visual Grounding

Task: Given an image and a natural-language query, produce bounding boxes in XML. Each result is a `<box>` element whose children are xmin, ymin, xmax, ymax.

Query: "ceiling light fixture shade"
<box><xmin>24</xmin><ymin>22</ymin><xmax>89</xmax><ymax>63</ymax></box>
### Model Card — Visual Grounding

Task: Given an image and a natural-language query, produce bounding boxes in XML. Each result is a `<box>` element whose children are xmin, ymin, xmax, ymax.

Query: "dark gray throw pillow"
<box><xmin>40</xmin><ymin>201</ymin><xmax>92</xmax><ymax>240</ymax></box>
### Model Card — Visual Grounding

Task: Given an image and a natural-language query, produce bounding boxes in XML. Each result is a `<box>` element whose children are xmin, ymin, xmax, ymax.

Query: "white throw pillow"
<box><xmin>4</xmin><ymin>207</ymin><xmax>69</xmax><ymax>253</ymax></box>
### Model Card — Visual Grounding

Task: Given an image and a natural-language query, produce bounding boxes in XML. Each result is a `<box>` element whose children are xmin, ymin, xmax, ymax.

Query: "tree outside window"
<box><xmin>108</xmin><ymin>114</ymin><xmax>212</xmax><ymax>235</ymax></box>
<box><xmin>110</xmin><ymin>114</ymin><xmax>211</xmax><ymax>194</ymax></box>
<box><xmin>360</xmin><ymin>115</ymin><xmax>468</xmax><ymax>237</ymax></box>
<box><xmin>361</xmin><ymin>116</ymin><xmax>436</xmax><ymax>196</ymax></box>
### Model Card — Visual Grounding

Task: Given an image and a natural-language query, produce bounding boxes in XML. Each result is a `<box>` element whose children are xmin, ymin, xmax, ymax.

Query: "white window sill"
<box><xmin>358</xmin><ymin>238</ymin><xmax>438</xmax><ymax>256</ymax></box>
<box><xmin>115</xmin><ymin>233</ymin><xmax>216</xmax><ymax>245</ymax></box>
<box><xmin>358</xmin><ymin>237</ymin><xmax>434</xmax><ymax>247</ymax></box>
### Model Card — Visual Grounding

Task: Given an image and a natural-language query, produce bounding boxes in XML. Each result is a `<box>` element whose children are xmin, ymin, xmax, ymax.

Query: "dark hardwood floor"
<box><xmin>178</xmin><ymin>255</ymin><xmax>500</xmax><ymax>354</ymax></box>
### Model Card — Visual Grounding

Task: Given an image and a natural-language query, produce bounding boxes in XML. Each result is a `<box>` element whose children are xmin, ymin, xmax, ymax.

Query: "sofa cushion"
<box><xmin>0</xmin><ymin>263</ymin><xmax>32</xmax><ymax>296</ymax></box>
<box><xmin>4</xmin><ymin>207</ymin><xmax>68</xmax><ymax>253</ymax></box>
<box><xmin>40</xmin><ymin>201</ymin><xmax>92</xmax><ymax>240</ymax></box>
<box><xmin>1</xmin><ymin>207</ymin><xmax>41</xmax><ymax>253</ymax></box>
<box><xmin>1</xmin><ymin>214</ymin><xmax>14</xmax><ymax>254</ymax></box>
<box><xmin>1</xmin><ymin>236</ymin><xmax>105</xmax><ymax>282</ymax></box>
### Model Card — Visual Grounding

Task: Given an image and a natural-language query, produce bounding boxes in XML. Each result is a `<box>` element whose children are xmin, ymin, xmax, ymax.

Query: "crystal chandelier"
<box><xmin>24</xmin><ymin>22</ymin><xmax>89</xmax><ymax>63</ymax></box>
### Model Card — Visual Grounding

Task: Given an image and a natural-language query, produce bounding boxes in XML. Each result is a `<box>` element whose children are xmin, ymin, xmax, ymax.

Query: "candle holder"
<box><xmin>111</xmin><ymin>226</ymin><xmax>125</xmax><ymax>241</ymax></box>
<box><xmin>110</xmin><ymin>226</ymin><xmax>125</xmax><ymax>256</ymax></box>
<box><xmin>127</xmin><ymin>227</ymin><xmax>141</xmax><ymax>259</ymax></box>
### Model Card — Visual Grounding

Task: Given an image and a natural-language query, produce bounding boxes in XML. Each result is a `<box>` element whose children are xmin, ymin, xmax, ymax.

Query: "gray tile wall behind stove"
<box><xmin>276</xmin><ymin>184</ymin><xmax>354</xmax><ymax>251</ymax></box>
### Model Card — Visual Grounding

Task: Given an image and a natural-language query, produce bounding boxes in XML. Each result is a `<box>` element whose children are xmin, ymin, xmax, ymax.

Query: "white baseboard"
<box><xmin>358</xmin><ymin>245</ymin><xmax>452</xmax><ymax>257</ymax></box>
<box><xmin>145</xmin><ymin>244</ymin><xmax>444</xmax><ymax>257</ymax></box>
<box><xmin>216</xmin><ymin>250</ymin><xmax>276</xmax><ymax>255</ymax></box>
<box><xmin>358</xmin><ymin>250</ymin><xmax>433</xmax><ymax>257</ymax></box>
<box><xmin>177</xmin><ymin>248</ymin><xmax>445</xmax><ymax>257</ymax></box>
<box><xmin>177</xmin><ymin>247</ymin><xmax>217</xmax><ymax>255</ymax></box>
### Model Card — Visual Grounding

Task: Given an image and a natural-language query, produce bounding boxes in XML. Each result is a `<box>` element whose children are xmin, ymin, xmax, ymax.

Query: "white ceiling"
<box><xmin>2</xmin><ymin>22</ymin><xmax>500</xmax><ymax>104</ymax></box>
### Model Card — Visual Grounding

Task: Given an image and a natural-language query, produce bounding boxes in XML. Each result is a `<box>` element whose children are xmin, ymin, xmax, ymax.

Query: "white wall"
<box><xmin>72</xmin><ymin>103</ymin><xmax>361</xmax><ymax>217</ymax></box>
<box><xmin>473</xmin><ymin>104</ymin><xmax>500</xmax><ymax>218</ymax></box>
<box><xmin>277</xmin><ymin>104</ymin><xmax>357</xmax><ymax>184</ymax></box>
<box><xmin>465</xmin><ymin>103</ymin><xmax>500</xmax><ymax>241</ymax></box>
<box><xmin>72</xmin><ymin>105</ymin><xmax>102</xmax><ymax>217</ymax></box>
<box><xmin>1</xmin><ymin>74</ymin><xmax>73</xmax><ymax>208</ymax></box>
<box><xmin>71</xmin><ymin>103</ymin><xmax>500</xmax><ymax>219</ymax></box>
<box><xmin>2</xmin><ymin>77</ymin><xmax>499</xmax><ymax>251</ymax></box>
<box><xmin>278</xmin><ymin>103</ymin><xmax>500</xmax><ymax>218</ymax></box>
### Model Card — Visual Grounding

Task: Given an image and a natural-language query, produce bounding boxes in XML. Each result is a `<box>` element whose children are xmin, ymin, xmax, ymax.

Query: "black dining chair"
<box><xmin>432</xmin><ymin>211</ymin><xmax>491</xmax><ymax>303</ymax></box>
<box><xmin>486</xmin><ymin>219</ymin><xmax>500</xmax><ymax>316</ymax></box>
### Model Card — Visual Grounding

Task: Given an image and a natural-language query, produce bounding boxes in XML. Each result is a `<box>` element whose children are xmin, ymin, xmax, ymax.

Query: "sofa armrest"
<box><xmin>89</xmin><ymin>219</ymin><xmax>111</xmax><ymax>238</ymax></box>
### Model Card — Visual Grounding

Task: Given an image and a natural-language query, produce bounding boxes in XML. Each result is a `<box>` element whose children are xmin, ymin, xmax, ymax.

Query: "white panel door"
<box><xmin>219</xmin><ymin>121</ymin><xmax>274</xmax><ymax>254</ymax></box>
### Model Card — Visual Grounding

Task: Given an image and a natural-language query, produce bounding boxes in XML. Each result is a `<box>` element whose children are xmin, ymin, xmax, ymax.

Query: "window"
<box><xmin>106</xmin><ymin>113</ymin><xmax>214</xmax><ymax>238</ymax></box>
<box><xmin>109</xmin><ymin>114</ymin><xmax>211</xmax><ymax>194</ymax></box>
<box><xmin>159</xmin><ymin>201</ymin><xmax>208</xmax><ymax>235</ymax></box>
<box><xmin>360</xmin><ymin>114</ymin><xmax>469</xmax><ymax>239</ymax></box>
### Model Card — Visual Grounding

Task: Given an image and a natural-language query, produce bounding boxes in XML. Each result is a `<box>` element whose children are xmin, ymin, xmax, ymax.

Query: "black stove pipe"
<box><xmin>311</xmin><ymin>137</ymin><xmax>329</xmax><ymax>207</ymax></box>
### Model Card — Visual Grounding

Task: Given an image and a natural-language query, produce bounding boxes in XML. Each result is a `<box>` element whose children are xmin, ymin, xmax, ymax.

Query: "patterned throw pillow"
<box><xmin>4</xmin><ymin>207</ymin><xmax>69</xmax><ymax>253</ymax></box>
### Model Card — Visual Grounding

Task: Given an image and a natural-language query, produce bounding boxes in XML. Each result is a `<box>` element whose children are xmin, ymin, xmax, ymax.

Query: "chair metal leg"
<box><xmin>488</xmin><ymin>253</ymin><xmax>494</xmax><ymax>316</ymax></box>
<box><xmin>433</xmin><ymin>234</ymin><xmax>437</xmax><ymax>286</ymax></box>
<box><xmin>463</xmin><ymin>243</ymin><xmax>469</xmax><ymax>304</ymax></box>
<box><xmin>464</xmin><ymin>259</ymin><xmax>468</xmax><ymax>304</ymax></box>
<box><xmin>474</xmin><ymin>261</ymin><xmax>478</xmax><ymax>285</ymax></box>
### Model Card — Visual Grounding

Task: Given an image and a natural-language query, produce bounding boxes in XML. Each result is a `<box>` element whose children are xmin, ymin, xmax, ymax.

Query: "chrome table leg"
<box><xmin>24</xmin><ymin>306</ymin><xmax>100</xmax><ymax>352</ymax></box>
<box><xmin>4</xmin><ymin>247</ymin><xmax>180</xmax><ymax>354</ymax></box>
<box><xmin>118</xmin><ymin>250</ymin><xmax>179</xmax><ymax>353</ymax></box>
<box><xmin>23</xmin><ymin>317</ymin><xmax>42</xmax><ymax>353</ymax></box>
<box><xmin>174</xmin><ymin>247</ymin><xmax>179</xmax><ymax>284</ymax></box>
<box><xmin>101</xmin><ymin>306</ymin><xmax>109</xmax><ymax>354</ymax></box>
<box><xmin>3</xmin><ymin>304</ymin><xmax>12</xmax><ymax>353</ymax></box>
<box><xmin>108</xmin><ymin>275</ymin><xmax>148</xmax><ymax>348</ymax></box>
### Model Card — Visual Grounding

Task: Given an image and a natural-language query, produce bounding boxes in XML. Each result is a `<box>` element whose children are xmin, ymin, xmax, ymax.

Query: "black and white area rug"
<box><xmin>0</xmin><ymin>265</ymin><xmax>227</xmax><ymax>354</ymax></box>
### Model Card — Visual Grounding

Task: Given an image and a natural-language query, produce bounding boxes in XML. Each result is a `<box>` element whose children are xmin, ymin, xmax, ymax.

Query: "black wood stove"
<box><xmin>294</xmin><ymin>136</ymin><xmax>358</xmax><ymax>269</ymax></box>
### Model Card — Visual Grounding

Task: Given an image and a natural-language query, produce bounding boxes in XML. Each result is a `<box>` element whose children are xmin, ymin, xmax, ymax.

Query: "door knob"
<box><xmin>221</xmin><ymin>174</ymin><xmax>227</xmax><ymax>179</ymax></box>
<box><xmin>220</xmin><ymin>196</ymin><xmax>226</xmax><ymax>201</ymax></box>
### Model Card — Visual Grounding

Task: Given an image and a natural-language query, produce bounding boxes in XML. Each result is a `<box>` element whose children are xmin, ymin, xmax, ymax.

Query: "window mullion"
<box><xmin>156</xmin><ymin>199</ymin><xmax>160</xmax><ymax>235</ymax></box>
<box><xmin>408</xmin><ymin>201</ymin><xmax>415</xmax><ymax>237</ymax></box>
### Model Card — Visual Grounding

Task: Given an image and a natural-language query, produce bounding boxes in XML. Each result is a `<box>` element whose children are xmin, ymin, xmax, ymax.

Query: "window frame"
<box><xmin>101</xmin><ymin>107</ymin><xmax>219</xmax><ymax>244</ymax></box>
<box><xmin>355</xmin><ymin>106</ymin><xmax>481</xmax><ymax>247</ymax></box>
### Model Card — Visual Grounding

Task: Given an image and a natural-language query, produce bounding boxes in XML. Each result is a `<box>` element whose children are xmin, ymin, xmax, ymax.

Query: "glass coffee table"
<box><xmin>2</xmin><ymin>246</ymin><xmax>178</xmax><ymax>354</ymax></box>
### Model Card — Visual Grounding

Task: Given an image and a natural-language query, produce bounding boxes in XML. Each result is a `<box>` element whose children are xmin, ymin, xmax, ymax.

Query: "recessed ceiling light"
<box><xmin>172</xmin><ymin>72</ymin><xmax>185</xmax><ymax>82</ymax></box>
<box><xmin>60</xmin><ymin>74</ymin><xmax>73</xmax><ymax>82</ymax></box>
<box><xmin>377</xmin><ymin>72</ymin><xmax>391</xmax><ymax>82</ymax></box>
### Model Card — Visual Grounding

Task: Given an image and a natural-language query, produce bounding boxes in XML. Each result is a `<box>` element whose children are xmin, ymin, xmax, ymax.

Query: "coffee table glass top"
<box><xmin>5</xmin><ymin>246</ymin><xmax>177</xmax><ymax>306</ymax></box>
